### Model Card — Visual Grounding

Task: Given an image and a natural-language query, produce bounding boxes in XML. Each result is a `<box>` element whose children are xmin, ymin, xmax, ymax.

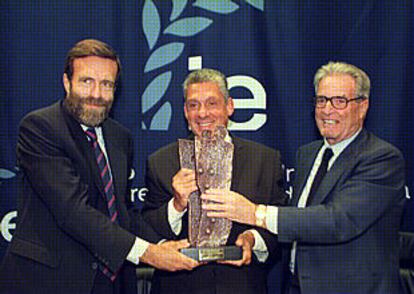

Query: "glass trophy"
<box><xmin>178</xmin><ymin>125</ymin><xmax>242</xmax><ymax>261</ymax></box>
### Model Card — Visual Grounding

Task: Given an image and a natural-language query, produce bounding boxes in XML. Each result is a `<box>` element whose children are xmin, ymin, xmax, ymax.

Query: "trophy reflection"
<box><xmin>179</xmin><ymin>125</ymin><xmax>242</xmax><ymax>261</ymax></box>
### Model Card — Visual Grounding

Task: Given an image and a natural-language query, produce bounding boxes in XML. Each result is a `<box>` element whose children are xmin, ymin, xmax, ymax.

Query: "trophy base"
<box><xmin>180</xmin><ymin>246</ymin><xmax>242</xmax><ymax>262</ymax></box>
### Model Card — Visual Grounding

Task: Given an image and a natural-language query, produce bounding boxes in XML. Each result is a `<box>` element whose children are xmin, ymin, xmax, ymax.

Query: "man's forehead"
<box><xmin>73</xmin><ymin>56</ymin><xmax>117</xmax><ymax>68</ymax></box>
<box><xmin>318</xmin><ymin>74</ymin><xmax>356</xmax><ymax>93</ymax></box>
<box><xmin>72</xmin><ymin>56</ymin><xmax>117</xmax><ymax>77</ymax></box>
<box><xmin>187</xmin><ymin>83</ymin><xmax>223</xmax><ymax>96</ymax></box>
<box><xmin>186</xmin><ymin>95</ymin><xmax>222</xmax><ymax>101</ymax></box>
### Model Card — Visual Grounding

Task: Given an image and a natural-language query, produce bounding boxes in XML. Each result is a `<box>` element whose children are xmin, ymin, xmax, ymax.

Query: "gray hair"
<box><xmin>314</xmin><ymin>61</ymin><xmax>370</xmax><ymax>99</ymax></box>
<box><xmin>183</xmin><ymin>68</ymin><xmax>229</xmax><ymax>101</ymax></box>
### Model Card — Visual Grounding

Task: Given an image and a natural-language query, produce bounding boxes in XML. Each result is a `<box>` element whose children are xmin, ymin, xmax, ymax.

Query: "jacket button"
<box><xmin>91</xmin><ymin>262</ymin><xmax>98</xmax><ymax>270</ymax></box>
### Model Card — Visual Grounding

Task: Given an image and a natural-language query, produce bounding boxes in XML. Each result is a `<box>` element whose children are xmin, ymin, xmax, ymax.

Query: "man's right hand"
<box><xmin>140</xmin><ymin>239</ymin><xmax>200</xmax><ymax>271</ymax></box>
<box><xmin>172</xmin><ymin>168</ymin><xmax>198</xmax><ymax>212</ymax></box>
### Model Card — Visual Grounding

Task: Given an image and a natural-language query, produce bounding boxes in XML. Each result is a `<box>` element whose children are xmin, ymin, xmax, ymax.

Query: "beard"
<box><xmin>63</xmin><ymin>90</ymin><xmax>113</xmax><ymax>127</ymax></box>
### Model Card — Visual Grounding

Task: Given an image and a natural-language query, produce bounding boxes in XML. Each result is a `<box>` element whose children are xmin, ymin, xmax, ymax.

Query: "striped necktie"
<box><xmin>85</xmin><ymin>127</ymin><xmax>118</xmax><ymax>281</ymax></box>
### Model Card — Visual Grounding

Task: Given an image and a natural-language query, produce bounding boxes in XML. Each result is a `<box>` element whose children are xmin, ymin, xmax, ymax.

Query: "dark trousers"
<box><xmin>285</xmin><ymin>271</ymin><xmax>301</xmax><ymax>294</ymax></box>
<box><xmin>91</xmin><ymin>271</ymin><xmax>121</xmax><ymax>294</ymax></box>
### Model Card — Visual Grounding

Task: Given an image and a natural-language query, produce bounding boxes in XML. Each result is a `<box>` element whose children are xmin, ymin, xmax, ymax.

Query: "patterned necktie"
<box><xmin>306</xmin><ymin>148</ymin><xmax>333</xmax><ymax>206</ymax></box>
<box><xmin>85</xmin><ymin>127</ymin><xmax>118</xmax><ymax>281</ymax></box>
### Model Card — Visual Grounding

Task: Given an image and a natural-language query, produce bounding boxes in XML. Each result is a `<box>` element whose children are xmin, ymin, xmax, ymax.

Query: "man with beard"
<box><xmin>0</xmin><ymin>39</ymin><xmax>199</xmax><ymax>294</ymax></box>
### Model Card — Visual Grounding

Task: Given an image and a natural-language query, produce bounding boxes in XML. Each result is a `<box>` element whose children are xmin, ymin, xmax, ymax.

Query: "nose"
<box><xmin>197</xmin><ymin>103</ymin><xmax>209</xmax><ymax>117</ymax></box>
<box><xmin>322</xmin><ymin>99</ymin><xmax>335</xmax><ymax>113</ymax></box>
<box><xmin>90</xmin><ymin>84</ymin><xmax>102</xmax><ymax>98</ymax></box>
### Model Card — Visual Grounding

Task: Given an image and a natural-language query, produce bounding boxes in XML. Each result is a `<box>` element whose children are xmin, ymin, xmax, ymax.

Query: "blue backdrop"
<box><xmin>1</xmin><ymin>1</ymin><xmax>412</xmax><ymax>293</ymax></box>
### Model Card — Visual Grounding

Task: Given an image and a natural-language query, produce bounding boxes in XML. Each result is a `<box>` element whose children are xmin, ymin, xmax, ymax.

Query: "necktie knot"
<box><xmin>322</xmin><ymin>148</ymin><xmax>334</xmax><ymax>165</ymax></box>
<box><xmin>85</xmin><ymin>128</ymin><xmax>97</xmax><ymax>142</ymax></box>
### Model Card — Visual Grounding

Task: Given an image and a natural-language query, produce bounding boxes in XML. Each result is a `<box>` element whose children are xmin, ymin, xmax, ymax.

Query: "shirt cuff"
<box><xmin>249</xmin><ymin>229</ymin><xmax>269</xmax><ymax>262</ymax></box>
<box><xmin>168</xmin><ymin>198</ymin><xmax>187</xmax><ymax>235</ymax></box>
<box><xmin>126</xmin><ymin>237</ymin><xmax>150</xmax><ymax>265</ymax></box>
<box><xmin>266</xmin><ymin>205</ymin><xmax>278</xmax><ymax>234</ymax></box>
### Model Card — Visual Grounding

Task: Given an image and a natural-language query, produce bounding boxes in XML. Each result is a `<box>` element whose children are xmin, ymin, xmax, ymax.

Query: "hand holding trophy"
<box><xmin>178</xmin><ymin>125</ymin><xmax>242</xmax><ymax>261</ymax></box>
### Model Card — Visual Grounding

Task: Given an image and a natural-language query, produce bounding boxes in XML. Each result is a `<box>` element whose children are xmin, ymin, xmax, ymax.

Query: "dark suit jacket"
<box><xmin>142</xmin><ymin>135</ymin><xmax>288</xmax><ymax>294</ymax></box>
<box><xmin>278</xmin><ymin>129</ymin><xmax>406</xmax><ymax>294</ymax></box>
<box><xmin>0</xmin><ymin>100</ymin><xmax>138</xmax><ymax>294</ymax></box>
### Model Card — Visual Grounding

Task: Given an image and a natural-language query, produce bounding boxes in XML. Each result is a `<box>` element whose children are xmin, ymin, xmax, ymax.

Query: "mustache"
<box><xmin>82</xmin><ymin>97</ymin><xmax>110</xmax><ymax>106</ymax></box>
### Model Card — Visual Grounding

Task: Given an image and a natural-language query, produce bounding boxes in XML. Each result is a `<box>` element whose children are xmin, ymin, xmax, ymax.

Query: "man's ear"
<box><xmin>183</xmin><ymin>103</ymin><xmax>189</xmax><ymax>120</ymax></box>
<box><xmin>360</xmin><ymin>98</ymin><xmax>369</xmax><ymax>120</ymax></box>
<box><xmin>63</xmin><ymin>73</ymin><xmax>70</xmax><ymax>96</ymax></box>
<box><xmin>226</xmin><ymin>97</ymin><xmax>235</xmax><ymax>117</ymax></box>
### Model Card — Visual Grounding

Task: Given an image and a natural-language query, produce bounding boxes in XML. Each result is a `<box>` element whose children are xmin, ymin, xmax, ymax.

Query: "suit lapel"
<box><xmin>230</xmin><ymin>136</ymin><xmax>246</xmax><ymax>191</ymax></box>
<box><xmin>292</xmin><ymin>143</ymin><xmax>322</xmax><ymax>206</ymax></box>
<box><xmin>309</xmin><ymin>130</ymin><xmax>367</xmax><ymax>205</ymax></box>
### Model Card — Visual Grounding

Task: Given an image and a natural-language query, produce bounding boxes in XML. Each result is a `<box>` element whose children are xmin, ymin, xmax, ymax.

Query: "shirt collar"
<box><xmin>81</xmin><ymin>124</ymin><xmax>103</xmax><ymax>138</ymax></box>
<box><xmin>323</xmin><ymin>128</ymin><xmax>362</xmax><ymax>157</ymax></box>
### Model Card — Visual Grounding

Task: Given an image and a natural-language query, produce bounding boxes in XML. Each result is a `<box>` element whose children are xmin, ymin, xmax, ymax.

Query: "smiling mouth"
<box><xmin>322</xmin><ymin>119</ymin><xmax>337</xmax><ymax>125</ymax></box>
<box><xmin>198</xmin><ymin>122</ymin><xmax>214</xmax><ymax>127</ymax></box>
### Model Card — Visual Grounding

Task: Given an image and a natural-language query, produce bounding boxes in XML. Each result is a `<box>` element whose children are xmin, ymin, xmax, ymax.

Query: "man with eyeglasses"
<box><xmin>202</xmin><ymin>62</ymin><xmax>406</xmax><ymax>293</ymax></box>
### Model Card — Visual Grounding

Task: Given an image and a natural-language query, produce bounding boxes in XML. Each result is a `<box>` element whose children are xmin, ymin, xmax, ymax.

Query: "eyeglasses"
<box><xmin>313</xmin><ymin>96</ymin><xmax>366</xmax><ymax>110</ymax></box>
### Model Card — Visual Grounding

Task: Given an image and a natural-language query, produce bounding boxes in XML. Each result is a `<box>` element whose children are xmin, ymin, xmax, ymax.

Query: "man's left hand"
<box><xmin>218</xmin><ymin>231</ymin><xmax>255</xmax><ymax>267</ymax></box>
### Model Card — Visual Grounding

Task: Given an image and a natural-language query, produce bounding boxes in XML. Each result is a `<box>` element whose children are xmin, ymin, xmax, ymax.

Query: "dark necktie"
<box><xmin>306</xmin><ymin>148</ymin><xmax>333</xmax><ymax>206</ymax></box>
<box><xmin>85</xmin><ymin>127</ymin><xmax>118</xmax><ymax>281</ymax></box>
